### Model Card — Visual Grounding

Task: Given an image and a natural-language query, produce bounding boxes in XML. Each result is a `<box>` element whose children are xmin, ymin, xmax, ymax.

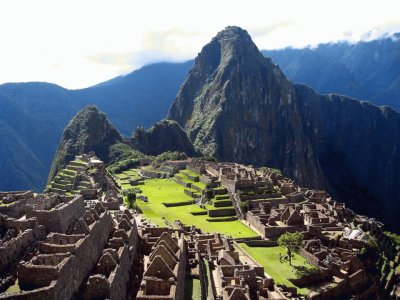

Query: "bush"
<box><xmin>240</xmin><ymin>202</ymin><xmax>249</xmax><ymax>212</ymax></box>
<box><xmin>293</xmin><ymin>266</ymin><xmax>320</xmax><ymax>278</ymax></box>
<box><xmin>108</xmin><ymin>158</ymin><xmax>139</xmax><ymax>173</ymax></box>
<box><xmin>200</xmin><ymin>156</ymin><xmax>218</xmax><ymax>162</ymax></box>
<box><xmin>153</xmin><ymin>151</ymin><xmax>188</xmax><ymax>167</ymax></box>
<box><xmin>122</xmin><ymin>188</ymin><xmax>138</xmax><ymax>209</ymax></box>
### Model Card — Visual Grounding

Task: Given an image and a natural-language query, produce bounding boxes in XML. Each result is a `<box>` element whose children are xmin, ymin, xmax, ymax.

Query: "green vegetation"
<box><xmin>120</xmin><ymin>178</ymin><xmax>257</xmax><ymax>238</ymax></box>
<box><xmin>181</xmin><ymin>169</ymin><xmax>200</xmax><ymax>178</ymax></box>
<box><xmin>153</xmin><ymin>151</ymin><xmax>188</xmax><ymax>166</ymax></box>
<box><xmin>122</xmin><ymin>188</ymin><xmax>137</xmax><ymax>209</ymax></box>
<box><xmin>385</xmin><ymin>231</ymin><xmax>400</xmax><ymax>246</ymax></box>
<box><xmin>278</xmin><ymin>232</ymin><xmax>304</xmax><ymax>266</ymax></box>
<box><xmin>238</xmin><ymin>244</ymin><xmax>310</xmax><ymax>295</ymax></box>
<box><xmin>184</xmin><ymin>277</ymin><xmax>201</xmax><ymax>300</ymax></box>
<box><xmin>114</xmin><ymin>168</ymin><xmax>141</xmax><ymax>188</ymax></box>
<box><xmin>6</xmin><ymin>280</ymin><xmax>20</xmax><ymax>293</ymax></box>
<box><xmin>107</xmin><ymin>143</ymin><xmax>146</xmax><ymax>174</ymax></box>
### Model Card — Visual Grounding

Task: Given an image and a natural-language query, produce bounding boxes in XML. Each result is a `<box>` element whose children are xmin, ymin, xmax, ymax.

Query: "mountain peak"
<box><xmin>214</xmin><ymin>26</ymin><xmax>252</xmax><ymax>41</ymax></box>
<box><xmin>167</xmin><ymin>27</ymin><xmax>322</xmax><ymax>188</ymax></box>
<box><xmin>206</xmin><ymin>25</ymin><xmax>263</xmax><ymax>64</ymax></box>
<box><xmin>48</xmin><ymin>105</ymin><xmax>123</xmax><ymax>180</ymax></box>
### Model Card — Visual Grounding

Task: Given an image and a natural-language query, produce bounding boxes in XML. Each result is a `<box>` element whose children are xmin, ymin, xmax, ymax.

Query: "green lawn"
<box><xmin>191</xmin><ymin>181</ymin><xmax>207</xmax><ymax>190</ymax></box>
<box><xmin>127</xmin><ymin>178</ymin><xmax>257</xmax><ymax>238</ymax></box>
<box><xmin>238</xmin><ymin>244</ymin><xmax>311</xmax><ymax>295</ymax></box>
<box><xmin>182</xmin><ymin>169</ymin><xmax>200</xmax><ymax>177</ymax></box>
<box><xmin>6</xmin><ymin>280</ymin><xmax>20</xmax><ymax>293</ymax></box>
<box><xmin>184</xmin><ymin>277</ymin><xmax>201</xmax><ymax>299</ymax></box>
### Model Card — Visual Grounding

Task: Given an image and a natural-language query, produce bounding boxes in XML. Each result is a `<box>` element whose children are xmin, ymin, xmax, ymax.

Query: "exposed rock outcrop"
<box><xmin>167</xmin><ymin>26</ymin><xmax>400</xmax><ymax>231</ymax></box>
<box><xmin>130</xmin><ymin>119</ymin><xmax>197</xmax><ymax>156</ymax></box>
<box><xmin>48</xmin><ymin>105</ymin><xmax>123</xmax><ymax>181</ymax></box>
<box><xmin>168</xmin><ymin>26</ymin><xmax>324</xmax><ymax>188</ymax></box>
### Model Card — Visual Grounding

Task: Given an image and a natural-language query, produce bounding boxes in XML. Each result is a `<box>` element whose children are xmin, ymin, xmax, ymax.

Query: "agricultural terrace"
<box><xmin>116</xmin><ymin>168</ymin><xmax>258</xmax><ymax>239</ymax></box>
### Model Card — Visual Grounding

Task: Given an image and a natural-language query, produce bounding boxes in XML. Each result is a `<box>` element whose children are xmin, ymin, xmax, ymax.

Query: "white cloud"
<box><xmin>0</xmin><ymin>0</ymin><xmax>399</xmax><ymax>88</ymax></box>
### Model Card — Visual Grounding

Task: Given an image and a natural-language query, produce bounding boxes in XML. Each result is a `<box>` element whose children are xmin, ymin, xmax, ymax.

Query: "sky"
<box><xmin>0</xmin><ymin>0</ymin><xmax>399</xmax><ymax>89</ymax></box>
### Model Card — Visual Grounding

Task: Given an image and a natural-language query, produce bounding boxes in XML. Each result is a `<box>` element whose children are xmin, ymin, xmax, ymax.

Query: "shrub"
<box><xmin>108</xmin><ymin>158</ymin><xmax>139</xmax><ymax>173</ymax></box>
<box><xmin>293</xmin><ymin>266</ymin><xmax>320</xmax><ymax>278</ymax></box>
<box><xmin>240</xmin><ymin>202</ymin><xmax>249</xmax><ymax>212</ymax></box>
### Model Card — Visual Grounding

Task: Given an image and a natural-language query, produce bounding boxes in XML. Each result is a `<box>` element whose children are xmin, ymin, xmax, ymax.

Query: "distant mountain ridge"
<box><xmin>0</xmin><ymin>61</ymin><xmax>192</xmax><ymax>191</ymax></box>
<box><xmin>1</xmin><ymin>32</ymin><xmax>400</xmax><ymax>193</ymax></box>
<box><xmin>263</xmin><ymin>34</ymin><xmax>400</xmax><ymax>109</ymax></box>
<box><xmin>167</xmin><ymin>26</ymin><xmax>400</xmax><ymax>231</ymax></box>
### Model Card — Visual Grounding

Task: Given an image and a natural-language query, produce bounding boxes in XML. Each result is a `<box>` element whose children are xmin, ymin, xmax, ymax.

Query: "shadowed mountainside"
<box><xmin>168</xmin><ymin>26</ymin><xmax>400</xmax><ymax>231</ymax></box>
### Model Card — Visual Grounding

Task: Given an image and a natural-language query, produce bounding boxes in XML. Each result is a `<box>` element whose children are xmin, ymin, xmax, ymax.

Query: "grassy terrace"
<box><xmin>114</xmin><ymin>169</ymin><xmax>142</xmax><ymax>189</ymax></box>
<box><xmin>123</xmin><ymin>178</ymin><xmax>257</xmax><ymax>238</ymax></box>
<box><xmin>184</xmin><ymin>277</ymin><xmax>201</xmax><ymax>299</ymax></box>
<box><xmin>238</xmin><ymin>244</ymin><xmax>311</xmax><ymax>295</ymax></box>
<box><xmin>181</xmin><ymin>169</ymin><xmax>200</xmax><ymax>178</ymax></box>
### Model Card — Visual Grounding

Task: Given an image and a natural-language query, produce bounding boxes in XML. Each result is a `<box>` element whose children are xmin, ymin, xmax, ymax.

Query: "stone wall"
<box><xmin>200</xmin><ymin>174</ymin><xmax>216</xmax><ymax>187</ymax></box>
<box><xmin>298</xmin><ymin>248</ymin><xmax>320</xmax><ymax>267</ymax></box>
<box><xmin>175</xmin><ymin>235</ymin><xmax>187</xmax><ymax>300</ymax></box>
<box><xmin>207</xmin><ymin>208</ymin><xmax>236</xmax><ymax>217</ymax></box>
<box><xmin>52</xmin><ymin>211</ymin><xmax>114</xmax><ymax>300</ymax></box>
<box><xmin>109</xmin><ymin>246</ymin><xmax>131</xmax><ymax>300</ymax></box>
<box><xmin>264</xmin><ymin>225</ymin><xmax>300</xmax><ymax>238</ymax></box>
<box><xmin>28</xmin><ymin>196</ymin><xmax>85</xmax><ymax>233</ymax></box>
<box><xmin>289</xmin><ymin>268</ymin><xmax>330</xmax><ymax>287</ymax></box>
<box><xmin>0</xmin><ymin>218</ymin><xmax>45</xmax><ymax>273</ymax></box>
<box><xmin>0</xmin><ymin>282</ymin><xmax>55</xmax><ymax>300</ymax></box>
<box><xmin>3</xmin><ymin>211</ymin><xmax>114</xmax><ymax>300</ymax></box>
<box><xmin>0</xmin><ymin>191</ymin><xmax>34</xmax><ymax>218</ymax></box>
<box><xmin>248</xmin><ymin>197</ymin><xmax>288</xmax><ymax>209</ymax></box>
<box><xmin>0</xmin><ymin>229</ymin><xmax>36</xmax><ymax>273</ymax></box>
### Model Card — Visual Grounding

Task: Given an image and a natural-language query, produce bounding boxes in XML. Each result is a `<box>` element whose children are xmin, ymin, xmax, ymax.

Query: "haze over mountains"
<box><xmin>1</xmin><ymin>27</ymin><xmax>400</xmax><ymax>219</ymax></box>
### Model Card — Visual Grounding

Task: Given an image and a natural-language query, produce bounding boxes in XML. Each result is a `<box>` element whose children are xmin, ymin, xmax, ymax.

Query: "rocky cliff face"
<box><xmin>130</xmin><ymin>120</ymin><xmax>196</xmax><ymax>156</ymax></box>
<box><xmin>168</xmin><ymin>26</ymin><xmax>324</xmax><ymax>188</ymax></box>
<box><xmin>167</xmin><ymin>26</ymin><xmax>400</xmax><ymax>231</ymax></box>
<box><xmin>48</xmin><ymin>105</ymin><xmax>123</xmax><ymax>180</ymax></box>
<box><xmin>295</xmin><ymin>85</ymin><xmax>400</xmax><ymax>229</ymax></box>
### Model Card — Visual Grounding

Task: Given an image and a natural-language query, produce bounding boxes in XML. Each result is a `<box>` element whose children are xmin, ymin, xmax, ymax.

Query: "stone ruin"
<box><xmin>0</xmin><ymin>186</ymin><xmax>140</xmax><ymax>300</ymax></box>
<box><xmin>136</xmin><ymin>230</ymin><xmax>187</xmax><ymax>300</ymax></box>
<box><xmin>1</xmin><ymin>156</ymin><xmax>399</xmax><ymax>299</ymax></box>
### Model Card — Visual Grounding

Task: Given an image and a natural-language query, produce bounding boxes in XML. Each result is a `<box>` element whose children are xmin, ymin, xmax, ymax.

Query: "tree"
<box><xmin>278</xmin><ymin>232</ymin><xmax>304</xmax><ymax>266</ymax></box>
<box><xmin>122</xmin><ymin>188</ymin><xmax>137</xmax><ymax>209</ymax></box>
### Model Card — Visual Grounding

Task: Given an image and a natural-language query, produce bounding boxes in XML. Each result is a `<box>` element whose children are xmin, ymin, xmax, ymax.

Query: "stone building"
<box><xmin>136</xmin><ymin>232</ymin><xmax>187</xmax><ymax>300</ymax></box>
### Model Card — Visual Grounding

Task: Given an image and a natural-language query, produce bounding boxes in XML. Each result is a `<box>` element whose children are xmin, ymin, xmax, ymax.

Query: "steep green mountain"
<box><xmin>130</xmin><ymin>119</ymin><xmax>197</xmax><ymax>156</ymax></box>
<box><xmin>263</xmin><ymin>34</ymin><xmax>400</xmax><ymax>109</ymax></box>
<box><xmin>48</xmin><ymin>105</ymin><xmax>123</xmax><ymax>180</ymax></box>
<box><xmin>0</xmin><ymin>61</ymin><xmax>192</xmax><ymax>191</ymax></box>
<box><xmin>168</xmin><ymin>26</ymin><xmax>324</xmax><ymax>188</ymax></box>
<box><xmin>167</xmin><ymin>26</ymin><xmax>400</xmax><ymax>231</ymax></box>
